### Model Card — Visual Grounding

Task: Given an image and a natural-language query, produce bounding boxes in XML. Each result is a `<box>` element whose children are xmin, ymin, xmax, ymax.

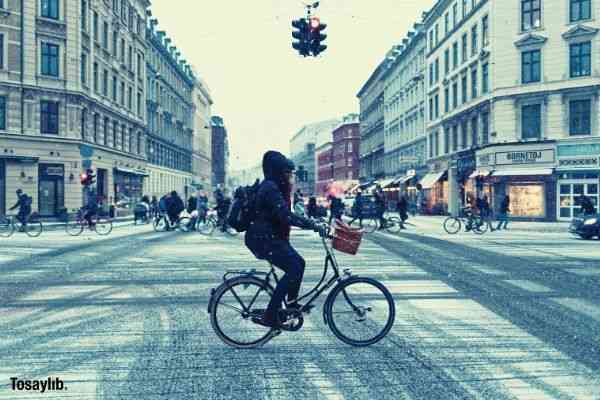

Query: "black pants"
<box><xmin>263</xmin><ymin>241</ymin><xmax>306</xmax><ymax>323</ymax></box>
<box><xmin>349</xmin><ymin>214</ymin><xmax>363</xmax><ymax>227</ymax></box>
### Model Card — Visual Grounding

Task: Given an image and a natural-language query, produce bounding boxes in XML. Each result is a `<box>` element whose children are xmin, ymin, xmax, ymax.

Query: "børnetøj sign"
<box><xmin>495</xmin><ymin>149</ymin><xmax>555</xmax><ymax>166</ymax></box>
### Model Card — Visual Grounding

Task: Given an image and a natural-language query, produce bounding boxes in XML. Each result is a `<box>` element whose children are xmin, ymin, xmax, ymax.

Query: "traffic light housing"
<box><xmin>309</xmin><ymin>17</ymin><xmax>327</xmax><ymax>56</ymax></box>
<box><xmin>292</xmin><ymin>19</ymin><xmax>310</xmax><ymax>57</ymax></box>
<box><xmin>80</xmin><ymin>169</ymin><xmax>96</xmax><ymax>186</ymax></box>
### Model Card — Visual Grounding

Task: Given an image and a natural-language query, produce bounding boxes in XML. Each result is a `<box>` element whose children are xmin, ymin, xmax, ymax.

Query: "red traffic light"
<box><xmin>80</xmin><ymin>173</ymin><xmax>88</xmax><ymax>185</ymax></box>
<box><xmin>310</xmin><ymin>17</ymin><xmax>320</xmax><ymax>30</ymax></box>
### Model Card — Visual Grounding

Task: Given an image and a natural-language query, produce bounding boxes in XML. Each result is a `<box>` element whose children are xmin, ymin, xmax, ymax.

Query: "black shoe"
<box><xmin>251</xmin><ymin>315</ymin><xmax>278</xmax><ymax>329</ymax></box>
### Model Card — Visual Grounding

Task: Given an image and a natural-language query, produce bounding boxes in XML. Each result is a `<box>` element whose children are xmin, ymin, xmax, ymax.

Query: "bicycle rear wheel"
<box><xmin>443</xmin><ymin>217</ymin><xmax>462</xmax><ymax>234</ymax></box>
<box><xmin>362</xmin><ymin>218</ymin><xmax>378</xmax><ymax>234</ymax></box>
<box><xmin>176</xmin><ymin>217</ymin><xmax>192</xmax><ymax>232</ymax></box>
<box><xmin>153</xmin><ymin>216</ymin><xmax>168</xmax><ymax>232</ymax></box>
<box><xmin>25</xmin><ymin>219</ymin><xmax>43</xmax><ymax>238</ymax></box>
<box><xmin>385</xmin><ymin>217</ymin><xmax>402</xmax><ymax>234</ymax></box>
<box><xmin>225</xmin><ymin>225</ymin><xmax>239</xmax><ymax>236</ymax></box>
<box><xmin>198</xmin><ymin>218</ymin><xmax>216</xmax><ymax>235</ymax></box>
<box><xmin>94</xmin><ymin>217</ymin><xmax>113</xmax><ymax>236</ymax></box>
<box><xmin>325</xmin><ymin>276</ymin><xmax>395</xmax><ymax>347</ymax></box>
<box><xmin>66</xmin><ymin>219</ymin><xmax>84</xmax><ymax>236</ymax></box>
<box><xmin>0</xmin><ymin>217</ymin><xmax>14</xmax><ymax>238</ymax></box>
<box><xmin>210</xmin><ymin>276</ymin><xmax>275</xmax><ymax>348</ymax></box>
<box><xmin>473</xmin><ymin>217</ymin><xmax>488</xmax><ymax>235</ymax></box>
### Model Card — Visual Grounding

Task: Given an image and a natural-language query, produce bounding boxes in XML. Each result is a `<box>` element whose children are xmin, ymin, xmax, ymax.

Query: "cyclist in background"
<box><xmin>9</xmin><ymin>189</ymin><xmax>32</xmax><ymax>230</ymax></box>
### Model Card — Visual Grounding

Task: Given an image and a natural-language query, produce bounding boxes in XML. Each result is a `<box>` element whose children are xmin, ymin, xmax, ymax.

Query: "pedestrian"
<box><xmin>480</xmin><ymin>195</ymin><xmax>495</xmax><ymax>232</ymax></box>
<box><xmin>496</xmin><ymin>195</ymin><xmax>510</xmax><ymax>230</ymax></box>
<box><xmin>397</xmin><ymin>193</ymin><xmax>409</xmax><ymax>229</ymax></box>
<box><xmin>9</xmin><ymin>189</ymin><xmax>32</xmax><ymax>230</ymax></box>
<box><xmin>349</xmin><ymin>191</ymin><xmax>364</xmax><ymax>228</ymax></box>
<box><xmin>374</xmin><ymin>186</ymin><xmax>386</xmax><ymax>230</ymax></box>
<box><xmin>150</xmin><ymin>195</ymin><xmax>159</xmax><ymax>218</ymax></box>
<box><xmin>306</xmin><ymin>196</ymin><xmax>319</xmax><ymax>219</ymax></box>
<box><xmin>294</xmin><ymin>197</ymin><xmax>305</xmax><ymax>217</ymax></box>
<box><xmin>196</xmin><ymin>191</ymin><xmax>209</xmax><ymax>224</ymax></box>
<box><xmin>166</xmin><ymin>191</ymin><xmax>184</xmax><ymax>230</ymax></box>
<box><xmin>134</xmin><ymin>196</ymin><xmax>150</xmax><ymax>224</ymax></box>
<box><xmin>244</xmin><ymin>150</ymin><xmax>321</xmax><ymax>328</ymax></box>
<box><xmin>579</xmin><ymin>194</ymin><xmax>596</xmax><ymax>216</ymax></box>
<box><xmin>416</xmin><ymin>184</ymin><xmax>425</xmax><ymax>215</ymax></box>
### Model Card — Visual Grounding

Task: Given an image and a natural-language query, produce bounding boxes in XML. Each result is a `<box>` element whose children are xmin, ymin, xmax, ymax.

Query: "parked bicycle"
<box><xmin>66</xmin><ymin>208</ymin><xmax>113</xmax><ymax>236</ymax></box>
<box><xmin>0</xmin><ymin>214</ymin><xmax>43</xmax><ymax>238</ymax></box>
<box><xmin>443</xmin><ymin>211</ymin><xmax>487</xmax><ymax>235</ymax></box>
<box><xmin>153</xmin><ymin>212</ymin><xmax>192</xmax><ymax>233</ymax></box>
<box><xmin>198</xmin><ymin>209</ymin><xmax>238</xmax><ymax>236</ymax></box>
<box><xmin>208</xmin><ymin>221</ymin><xmax>395</xmax><ymax>348</ymax></box>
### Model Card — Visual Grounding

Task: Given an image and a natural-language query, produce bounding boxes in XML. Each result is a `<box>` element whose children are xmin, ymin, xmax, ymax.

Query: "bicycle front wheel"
<box><xmin>94</xmin><ymin>217</ymin><xmax>113</xmax><ymax>236</ymax></box>
<box><xmin>153</xmin><ymin>217</ymin><xmax>168</xmax><ymax>232</ymax></box>
<box><xmin>25</xmin><ymin>219</ymin><xmax>43</xmax><ymax>238</ymax></box>
<box><xmin>198</xmin><ymin>218</ymin><xmax>216</xmax><ymax>235</ymax></box>
<box><xmin>362</xmin><ymin>218</ymin><xmax>378</xmax><ymax>234</ymax></box>
<box><xmin>325</xmin><ymin>277</ymin><xmax>395</xmax><ymax>347</ymax></box>
<box><xmin>443</xmin><ymin>217</ymin><xmax>462</xmax><ymax>234</ymax></box>
<box><xmin>385</xmin><ymin>217</ymin><xmax>402</xmax><ymax>234</ymax></box>
<box><xmin>66</xmin><ymin>220</ymin><xmax>84</xmax><ymax>236</ymax></box>
<box><xmin>473</xmin><ymin>217</ymin><xmax>488</xmax><ymax>235</ymax></box>
<box><xmin>225</xmin><ymin>225</ymin><xmax>239</xmax><ymax>236</ymax></box>
<box><xmin>176</xmin><ymin>217</ymin><xmax>192</xmax><ymax>232</ymax></box>
<box><xmin>210</xmin><ymin>276</ymin><xmax>275</xmax><ymax>349</ymax></box>
<box><xmin>0</xmin><ymin>217</ymin><xmax>15</xmax><ymax>238</ymax></box>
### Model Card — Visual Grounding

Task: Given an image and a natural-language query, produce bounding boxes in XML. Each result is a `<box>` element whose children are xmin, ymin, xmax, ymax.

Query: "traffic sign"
<box><xmin>79</xmin><ymin>144</ymin><xmax>94</xmax><ymax>158</ymax></box>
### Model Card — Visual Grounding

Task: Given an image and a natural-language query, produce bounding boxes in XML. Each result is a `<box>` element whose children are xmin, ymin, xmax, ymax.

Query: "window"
<box><xmin>461</xmin><ymin>74</ymin><xmax>468</xmax><ymax>103</ymax></box>
<box><xmin>120</xmin><ymin>81</ymin><xmax>125</xmax><ymax>105</ymax></box>
<box><xmin>41</xmin><ymin>43</ymin><xmax>59</xmax><ymax>77</ymax></box>
<box><xmin>571</xmin><ymin>0</ymin><xmax>591</xmax><ymax>21</ymax></box>
<box><xmin>444</xmin><ymin>49</ymin><xmax>450</xmax><ymax>75</ymax></box>
<box><xmin>113</xmin><ymin>31</ymin><xmax>118</xmax><ymax>56</ymax></box>
<box><xmin>41</xmin><ymin>0</ymin><xmax>59</xmax><ymax>19</ymax></box>
<box><xmin>522</xmin><ymin>104</ymin><xmax>541</xmax><ymax>139</ymax></box>
<box><xmin>40</xmin><ymin>101</ymin><xmax>59</xmax><ymax>135</ymax></box>
<box><xmin>112</xmin><ymin>76</ymin><xmax>117</xmax><ymax>101</ymax></box>
<box><xmin>461</xmin><ymin>119</ymin><xmax>468</xmax><ymax>148</ymax></box>
<box><xmin>522</xmin><ymin>50</ymin><xmax>541</xmax><ymax>83</ymax></box>
<box><xmin>444</xmin><ymin>13</ymin><xmax>450</xmax><ymax>36</ymax></box>
<box><xmin>137</xmin><ymin>92</ymin><xmax>142</xmax><ymax>116</ymax></box>
<box><xmin>434</xmin><ymin>24</ymin><xmax>439</xmax><ymax>44</ymax></box>
<box><xmin>471</xmin><ymin>67</ymin><xmax>478</xmax><ymax>99</ymax></box>
<box><xmin>81</xmin><ymin>0</ymin><xmax>88</xmax><ymax>30</ymax></box>
<box><xmin>93</xmin><ymin>12</ymin><xmax>98</xmax><ymax>41</ymax></box>
<box><xmin>137</xmin><ymin>54</ymin><xmax>142</xmax><ymax>78</ymax></box>
<box><xmin>452</xmin><ymin>42</ymin><xmax>458</xmax><ymax>69</ymax></box>
<box><xmin>128</xmin><ymin>46</ymin><xmax>133</xmax><ymax>70</ymax></box>
<box><xmin>570</xmin><ymin>99</ymin><xmax>591</xmax><ymax>135</ymax></box>
<box><xmin>444</xmin><ymin>127</ymin><xmax>450</xmax><ymax>154</ymax></box>
<box><xmin>482</xmin><ymin>15</ymin><xmax>489</xmax><ymax>46</ymax></box>
<box><xmin>471</xmin><ymin>116</ymin><xmax>478</xmax><ymax>147</ymax></box>
<box><xmin>113</xmin><ymin>121</ymin><xmax>118</xmax><ymax>148</ymax></box>
<box><xmin>120</xmin><ymin>39</ymin><xmax>126</xmax><ymax>62</ymax></box>
<box><xmin>453</xmin><ymin>3</ymin><xmax>458</xmax><ymax>27</ymax></box>
<box><xmin>128</xmin><ymin>86</ymin><xmax>132</xmax><ymax>110</ymax></box>
<box><xmin>434</xmin><ymin>131</ymin><xmax>440</xmax><ymax>156</ymax></box>
<box><xmin>80</xmin><ymin>108</ymin><xmax>87</xmax><ymax>139</ymax></box>
<box><xmin>570</xmin><ymin>41</ymin><xmax>591</xmax><ymax>77</ymax></box>
<box><xmin>521</xmin><ymin>0</ymin><xmax>541</xmax><ymax>31</ymax></box>
<box><xmin>93</xmin><ymin>62</ymin><xmax>98</xmax><ymax>91</ymax></box>
<box><xmin>429</xmin><ymin>64</ymin><xmax>435</xmax><ymax>85</ymax></box>
<box><xmin>444</xmin><ymin>87</ymin><xmax>450</xmax><ymax>113</ymax></box>
<box><xmin>0</xmin><ymin>96</ymin><xmax>6</xmax><ymax>130</ymax></box>
<box><xmin>0</xmin><ymin>34</ymin><xmax>5</xmax><ymax>69</ymax></box>
<box><xmin>102</xmin><ymin>69</ymin><xmax>108</xmax><ymax>96</ymax></box>
<box><xmin>452</xmin><ymin>82</ymin><xmax>458</xmax><ymax>108</ymax></box>
<box><xmin>434</xmin><ymin>94</ymin><xmax>439</xmax><ymax>118</ymax></box>
<box><xmin>102</xmin><ymin>22</ymin><xmax>108</xmax><ymax>49</ymax></box>
<box><xmin>81</xmin><ymin>53</ymin><xmax>87</xmax><ymax>85</ymax></box>
<box><xmin>462</xmin><ymin>33</ymin><xmax>468</xmax><ymax>63</ymax></box>
<box><xmin>434</xmin><ymin>58</ymin><xmax>439</xmax><ymax>82</ymax></box>
<box><xmin>481</xmin><ymin>112</ymin><xmax>489</xmax><ymax>144</ymax></box>
<box><xmin>452</xmin><ymin>125</ymin><xmax>459</xmax><ymax>151</ymax></box>
<box><xmin>429</xmin><ymin>30</ymin><xmax>434</xmax><ymax>51</ymax></box>
<box><xmin>482</xmin><ymin>63</ymin><xmax>489</xmax><ymax>93</ymax></box>
<box><xmin>429</xmin><ymin>98</ymin><xmax>434</xmax><ymax>120</ymax></box>
<box><xmin>471</xmin><ymin>25</ymin><xmax>478</xmax><ymax>56</ymax></box>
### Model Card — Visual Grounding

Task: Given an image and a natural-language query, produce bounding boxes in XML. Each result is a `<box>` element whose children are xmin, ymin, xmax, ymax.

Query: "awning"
<box><xmin>395</xmin><ymin>172</ymin><xmax>417</xmax><ymax>185</ymax></box>
<box><xmin>114</xmin><ymin>167</ymin><xmax>149</xmax><ymax>177</ymax></box>
<box><xmin>492</xmin><ymin>168</ymin><xmax>553</xmax><ymax>177</ymax></box>
<box><xmin>468</xmin><ymin>169</ymin><xmax>492</xmax><ymax>179</ymax></box>
<box><xmin>359</xmin><ymin>180</ymin><xmax>375</xmax><ymax>190</ymax></box>
<box><xmin>419</xmin><ymin>170</ymin><xmax>446</xmax><ymax>189</ymax></box>
<box><xmin>378</xmin><ymin>178</ymin><xmax>396</xmax><ymax>188</ymax></box>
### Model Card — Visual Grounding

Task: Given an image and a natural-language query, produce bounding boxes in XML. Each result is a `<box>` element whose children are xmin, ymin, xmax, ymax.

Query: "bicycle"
<box><xmin>66</xmin><ymin>208</ymin><xmax>113</xmax><ymax>236</ymax></box>
<box><xmin>208</xmin><ymin>222</ymin><xmax>395</xmax><ymax>348</ymax></box>
<box><xmin>0</xmin><ymin>214</ymin><xmax>43</xmax><ymax>238</ymax></box>
<box><xmin>443</xmin><ymin>211</ymin><xmax>487</xmax><ymax>235</ymax></box>
<box><xmin>198</xmin><ymin>209</ymin><xmax>238</xmax><ymax>236</ymax></box>
<box><xmin>348</xmin><ymin>215</ymin><xmax>402</xmax><ymax>234</ymax></box>
<box><xmin>153</xmin><ymin>212</ymin><xmax>192</xmax><ymax>233</ymax></box>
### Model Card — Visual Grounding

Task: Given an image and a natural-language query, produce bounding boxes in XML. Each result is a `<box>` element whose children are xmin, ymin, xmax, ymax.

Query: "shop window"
<box><xmin>41</xmin><ymin>42</ymin><xmax>59</xmax><ymax>77</ymax></box>
<box><xmin>570</xmin><ymin>41</ymin><xmax>591</xmax><ymax>78</ymax></box>
<box><xmin>570</xmin><ymin>0</ymin><xmax>591</xmax><ymax>22</ymax></box>
<box><xmin>510</xmin><ymin>184</ymin><xmax>545</xmax><ymax>217</ymax></box>
<box><xmin>522</xmin><ymin>50</ymin><xmax>541</xmax><ymax>83</ymax></box>
<box><xmin>521</xmin><ymin>0</ymin><xmax>541</xmax><ymax>31</ymax></box>
<box><xmin>559</xmin><ymin>182</ymin><xmax>599</xmax><ymax>218</ymax></box>
<box><xmin>569</xmin><ymin>99</ymin><xmax>591</xmax><ymax>136</ymax></box>
<box><xmin>521</xmin><ymin>104</ymin><xmax>541</xmax><ymax>139</ymax></box>
<box><xmin>40</xmin><ymin>101</ymin><xmax>59</xmax><ymax>135</ymax></box>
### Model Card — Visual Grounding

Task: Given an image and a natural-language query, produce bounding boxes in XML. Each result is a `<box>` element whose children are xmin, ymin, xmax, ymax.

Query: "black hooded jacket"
<box><xmin>245</xmin><ymin>151</ymin><xmax>314</xmax><ymax>259</ymax></box>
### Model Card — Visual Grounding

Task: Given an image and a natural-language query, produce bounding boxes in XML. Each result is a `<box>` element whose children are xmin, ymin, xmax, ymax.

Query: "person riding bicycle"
<box><xmin>166</xmin><ymin>191</ymin><xmax>184</xmax><ymax>230</ymax></box>
<box><xmin>83</xmin><ymin>188</ymin><xmax>99</xmax><ymax>227</ymax></box>
<box><xmin>462</xmin><ymin>194</ymin><xmax>476</xmax><ymax>231</ymax></box>
<box><xmin>245</xmin><ymin>150</ymin><xmax>321</xmax><ymax>329</ymax></box>
<box><xmin>349</xmin><ymin>191</ymin><xmax>364</xmax><ymax>227</ymax></box>
<box><xmin>9</xmin><ymin>189</ymin><xmax>32</xmax><ymax>230</ymax></box>
<box><xmin>216</xmin><ymin>190</ymin><xmax>231</xmax><ymax>232</ymax></box>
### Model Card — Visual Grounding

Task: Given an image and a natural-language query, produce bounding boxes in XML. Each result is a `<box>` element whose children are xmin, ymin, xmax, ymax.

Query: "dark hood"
<box><xmin>262</xmin><ymin>151</ymin><xmax>294</xmax><ymax>184</ymax></box>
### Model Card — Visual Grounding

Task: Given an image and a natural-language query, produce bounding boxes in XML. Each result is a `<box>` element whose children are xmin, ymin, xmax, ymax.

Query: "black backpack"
<box><xmin>227</xmin><ymin>181</ymin><xmax>260</xmax><ymax>232</ymax></box>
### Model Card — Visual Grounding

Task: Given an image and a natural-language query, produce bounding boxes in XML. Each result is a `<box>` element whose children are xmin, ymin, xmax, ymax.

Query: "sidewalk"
<box><xmin>399</xmin><ymin>214</ymin><xmax>570</xmax><ymax>234</ymax></box>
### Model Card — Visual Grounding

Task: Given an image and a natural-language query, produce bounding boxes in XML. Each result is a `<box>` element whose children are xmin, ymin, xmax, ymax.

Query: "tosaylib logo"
<box><xmin>10</xmin><ymin>377</ymin><xmax>66</xmax><ymax>393</ymax></box>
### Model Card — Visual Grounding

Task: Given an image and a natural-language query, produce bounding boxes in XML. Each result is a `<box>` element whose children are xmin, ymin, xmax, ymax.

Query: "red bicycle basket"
<box><xmin>332</xmin><ymin>221</ymin><xmax>363</xmax><ymax>255</ymax></box>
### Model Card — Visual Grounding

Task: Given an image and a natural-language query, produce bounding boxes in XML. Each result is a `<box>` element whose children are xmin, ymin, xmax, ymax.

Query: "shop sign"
<box><xmin>495</xmin><ymin>149</ymin><xmax>555</xmax><ymax>166</ymax></box>
<box><xmin>457</xmin><ymin>154</ymin><xmax>476</xmax><ymax>174</ymax></box>
<box><xmin>478</xmin><ymin>154</ymin><xmax>492</xmax><ymax>167</ymax></box>
<box><xmin>40</xmin><ymin>164</ymin><xmax>64</xmax><ymax>177</ymax></box>
<box><xmin>558</xmin><ymin>156</ymin><xmax>599</xmax><ymax>170</ymax></box>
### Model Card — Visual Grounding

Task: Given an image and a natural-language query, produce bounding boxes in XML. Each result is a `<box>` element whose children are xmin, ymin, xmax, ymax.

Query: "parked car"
<box><xmin>569</xmin><ymin>213</ymin><xmax>600</xmax><ymax>240</ymax></box>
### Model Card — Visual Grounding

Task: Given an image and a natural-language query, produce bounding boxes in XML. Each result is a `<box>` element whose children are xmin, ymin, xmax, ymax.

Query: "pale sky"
<box><xmin>150</xmin><ymin>0</ymin><xmax>436</xmax><ymax>169</ymax></box>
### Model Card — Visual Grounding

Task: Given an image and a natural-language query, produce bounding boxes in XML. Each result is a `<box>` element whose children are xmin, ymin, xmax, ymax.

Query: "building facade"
<box><xmin>357</xmin><ymin>61</ymin><xmax>386</xmax><ymax>183</ymax></box>
<box><xmin>332</xmin><ymin>114</ymin><xmax>360</xmax><ymax>186</ymax></box>
<box><xmin>315</xmin><ymin>142</ymin><xmax>333</xmax><ymax>199</ymax></box>
<box><xmin>211</xmin><ymin>115</ymin><xmax>229</xmax><ymax>189</ymax></box>
<box><xmin>145</xmin><ymin>19</ymin><xmax>195</xmax><ymax>199</ymax></box>
<box><xmin>382</xmin><ymin>22</ymin><xmax>428</xmax><ymax>196</ymax></box>
<box><xmin>192</xmin><ymin>74</ymin><xmax>212</xmax><ymax>193</ymax></box>
<box><xmin>421</xmin><ymin>0</ymin><xmax>600</xmax><ymax>221</ymax></box>
<box><xmin>0</xmin><ymin>0</ymin><xmax>149</xmax><ymax>217</ymax></box>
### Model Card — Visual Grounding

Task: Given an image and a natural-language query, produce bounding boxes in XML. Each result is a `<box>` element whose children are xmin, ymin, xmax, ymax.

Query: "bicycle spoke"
<box><xmin>216</xmin><ymin>301</ymin><xmax>245</xmax><ymax>314</ymax></box>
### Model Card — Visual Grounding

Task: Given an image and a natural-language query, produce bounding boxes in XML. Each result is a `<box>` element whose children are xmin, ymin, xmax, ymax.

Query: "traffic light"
<box><xmin>80</xmin><ymin>169</ymin><xmax>96</xmax><ymax>186</ymax></box>
<box><xmin>309</xmin><ymin>17</ymin><xmax>327</xmax><ymax>56</ymax></box>
<box><xmin>292</xmin><ymin>18</ymin><xmax>310</xmax><ymax>57</ymax></box>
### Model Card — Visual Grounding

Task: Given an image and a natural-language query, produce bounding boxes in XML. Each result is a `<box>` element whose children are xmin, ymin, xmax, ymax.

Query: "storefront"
<box><xmin>556</xmin><ymin>142</ymin><xmax>600</xmax><ymax>221</ymax></box>
<box><xmin>38</xmin><ymin>164</ymin><xmax>65</xmax><ymax>217</ymax></box>
<box><xmin>475</xmin><ymin>143</ymin><xmax>557</xmax><ymax>221</ymax></box>
<box><xmin>455</xmin><ymin>151</ymin><xmax>476</xmax><ymax>208</ymax></box>
<box><xmin>113</xmin><ymin>167</ymin><xmax>148</xmax><ymax>213</ymax></box>
<box><xmin>0</xmin><ymin>159</ymin><xmax>4</xmax><ymax>215</ymax></box>
<box><xmin>419</xmin><ymin>169</ymin><xmax>448</xmax><ymax>215</ymax></box>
